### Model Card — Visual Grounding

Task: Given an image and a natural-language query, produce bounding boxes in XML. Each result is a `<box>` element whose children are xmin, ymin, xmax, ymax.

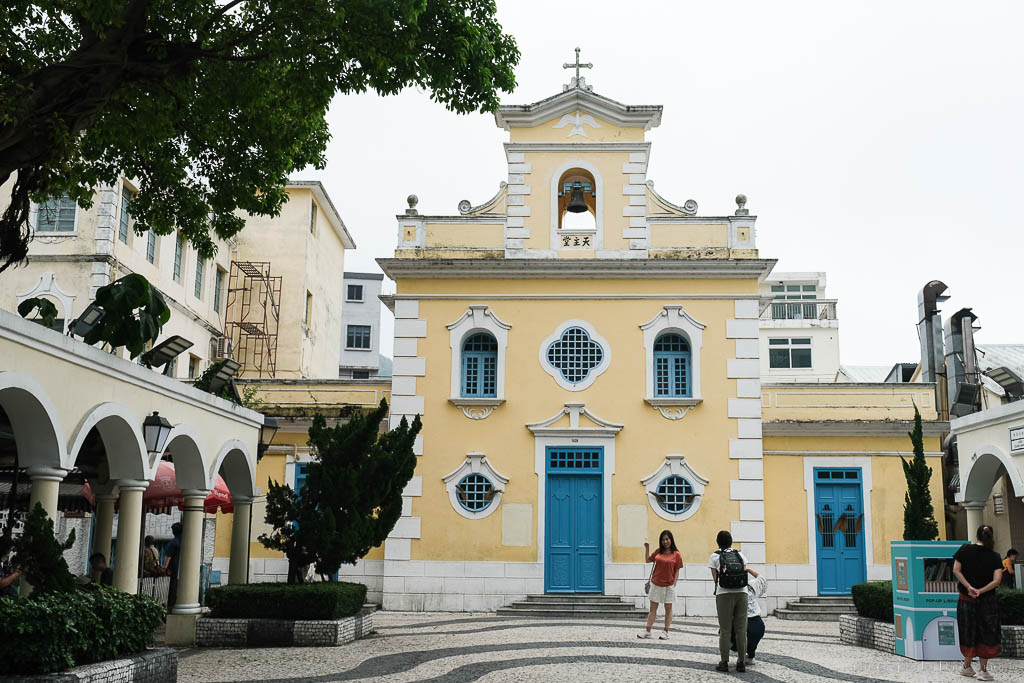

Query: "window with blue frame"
<box><xmin>655</xmin><ymin>475</ymin><xmax>695</xmax><ymax>513</ymax></box>
<box><xmin>653</xmin><ymin>333</ymin><xmax>691</xmax><ymax>397</ymax></box>
<box><xmin>461</xmin><ymin>332</ymin><xmax>498</xmax><ymax>397</ymax></box>
<box><xmin>456</xmin><ymin>473</ymin><xmax>494</xmax><ymax>511</ymax></box>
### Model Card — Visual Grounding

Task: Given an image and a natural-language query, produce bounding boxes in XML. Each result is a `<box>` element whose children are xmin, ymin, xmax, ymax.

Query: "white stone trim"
<box><xmin>538</xmin><ymin>319</ymin><xmax>611</xmax><ymax>392</ymax></box>
<box><xmin>441</xmin><ymin>452</ymin><xmax>509</xmax><ymax>520</ymax></box>
<box><xmin>446</xmin><ymin>306</ymin><xmax>511</xmax><ymax>406</ymax></box>
<box><xmin>16</xmin><ymin>272</ymin><xmax>77</xmax><ymax>333</ymax></box>
<box><xmin>639</xmin><ymin>305</ymin><xmax>706</xmax><ymax>403</ymax></box>
<box><xmin>641</xmin><ymin>454</ymin><xmax>709</xmax><ymax>522</ymax></box>
<box><xmin>802</xmin><ymin>456</ymin><xmax>875</xmax><ymax>575</ymax></box>
<box><xmin>548</xmin><ymin>159</ymin><xmax>605</xmax><ymax>253</ymax></box>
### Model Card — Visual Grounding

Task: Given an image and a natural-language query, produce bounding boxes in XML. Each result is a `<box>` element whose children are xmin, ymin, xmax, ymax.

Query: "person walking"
<box><xmin>143</xmin><ymin>535</ymin><xmax>163</xmax><ymax>577</ymax></box>
<box><xmin>1001</xmin><ymin>549</ymin><xmax>1018</xmax><ymax>588</ymax></box>
<box><xmin>163</xmin><ymin>522</ymin><xmax>182</xmax><ymax>608</ymax></box>
<box><xmin>953</xmin><ymin>524</ymin><xmax>1003</xmax><ymax>681</ymax></box>
<box><xmin>710</xmin><ymin>530</ymin><xmax>749</xmax><ymax>673</ymax></box>
<box><xmin>637</xmin><ymin>530</ymin><xmax>683</xmax><ymax>640</ymax></box>
<box><xmin>731</xmin><ymin>567</ymin><xmax>768</xmax><ymax>665</ymax></box>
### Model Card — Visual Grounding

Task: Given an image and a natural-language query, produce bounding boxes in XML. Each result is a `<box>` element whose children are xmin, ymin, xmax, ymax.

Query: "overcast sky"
<box><xmin>305</xmin><ymin>1</ymin><xmax>1023</xmax><ymax>366</ymax></box>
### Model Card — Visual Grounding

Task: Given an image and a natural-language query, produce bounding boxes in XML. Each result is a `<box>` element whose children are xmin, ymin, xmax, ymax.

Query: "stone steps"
<box><xmin>497</xmin><ymin>594</ymin><xmax>649</xmax><ymax>619</ymax></box>
<box><xmin>775</xmin><ymin>595</ymin><xmax>856</xmax><ymax>621</ymax></box>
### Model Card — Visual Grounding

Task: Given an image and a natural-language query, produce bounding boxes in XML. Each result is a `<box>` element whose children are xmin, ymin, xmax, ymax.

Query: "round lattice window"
<box><xmin>456</xmin><ymin>473</ymin><xmax>494</xmax><ymax>512</ymax></box>
<box><xmin>546</xmin><ymin>326</ymin><xmax>604</xmax><ymax>384</ymax></box>
<box><xmin>656</xmin><ymin>475</ymin><xmax>695</xmax><ymax>514</ymax></box>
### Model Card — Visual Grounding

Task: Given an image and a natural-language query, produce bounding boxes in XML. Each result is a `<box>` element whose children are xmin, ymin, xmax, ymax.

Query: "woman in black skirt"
<box><xmin>953</xmin><ymin>525</ymin><xmax>1004</xmax><ymax>681</ymax></box>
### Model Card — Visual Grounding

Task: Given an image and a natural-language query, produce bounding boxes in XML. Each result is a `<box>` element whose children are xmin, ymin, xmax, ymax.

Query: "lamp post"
<box><xmin>257</xmin><ymin>415</ymin><xmax>278</xmax><ymax>461</ymax></box>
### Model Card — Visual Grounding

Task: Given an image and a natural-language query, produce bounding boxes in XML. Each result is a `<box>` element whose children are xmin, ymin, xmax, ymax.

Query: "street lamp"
<box><xmin>206</xmin><ymin>359</ymin><xmax>242</xmax><ymax>395</ymax></box>
<box><xmin>257</xmin><ymin>415</ymin><xmax>278</xmax><ymax>462</ymax></box>
<box><xmin>142</xmin><ymin>411</ymin><xmax>173</xmax><ymax>454</ymax></box>
<box><xmin>140</xmin><ymin>335</ymin><xmax>193</xmax><ymax>369</ymax></box>
<box><xmin>69</xmin><ymin>302</ymin><xmax>105</xmax><ymax>338</ymax></box>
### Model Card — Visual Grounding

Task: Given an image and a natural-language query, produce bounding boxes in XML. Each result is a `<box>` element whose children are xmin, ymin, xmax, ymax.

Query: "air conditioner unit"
<box><xmin>211</xmin><ymin>336</ymin><xmax>233</xmax><ymax>361</ymax></box>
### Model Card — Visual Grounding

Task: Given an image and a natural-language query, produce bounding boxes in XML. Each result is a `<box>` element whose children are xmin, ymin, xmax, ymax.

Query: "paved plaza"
<box><xmin>177</xmin><ymin>612</ymin><xmax>1024</xmax><ymax>682</ymax></box>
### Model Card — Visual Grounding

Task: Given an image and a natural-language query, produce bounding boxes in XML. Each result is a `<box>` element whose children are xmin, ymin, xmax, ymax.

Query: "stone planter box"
<box><xmin>2</xmin><ymin>648</ymin><xmax>176</xmax><ymax>683</ymax></box>
<box><xmin>196</xmin><ymin>607</ymin><xmax>374</xmax><ymax>647</ymax></box>
<box><xmin>839</xmin><ymin>614</ymin><xmax>1024</xmax><ymax>658</ymax></box>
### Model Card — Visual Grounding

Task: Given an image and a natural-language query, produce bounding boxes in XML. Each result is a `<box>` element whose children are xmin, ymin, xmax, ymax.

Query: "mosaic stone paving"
<box><xmin>178</xmin><ymin>612</ymin><xmax>1024</xmax><ymax>682</ymax></box>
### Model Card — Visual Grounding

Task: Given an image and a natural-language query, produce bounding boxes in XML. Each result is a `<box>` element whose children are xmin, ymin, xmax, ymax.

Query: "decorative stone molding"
<box><xmin>17</xmin><ymin>272</ymin><xmax>77</xmax><ymax>332</ymax></box>
<box><xmin>644</xmin><ymin>397</ymin><xmax>703</xmax><ymax>420</ymax></box>
<box><xmin>447</xmin><ymin>305</ymin><xmax>511</xmax><ymax>406</ymax></box>
<box><xmin>448</xmin><ymin>397</ymin><xmax>505</xmax><ymax>420</ymax></box>
<box><xmin>640</xmin><ymin>305</ymin><xmax>706</xmax><ymax>402</ymax></box>
<box><xmin>538</xmin><ymin>319</ymin><xmax>611</xmax><ymax>392</ymax></box>
<box><xmin>641</xmin><ymin>454</ymin><xmax>709</xmax><ymax>522</ymax></box>
<box><xmin>526</xmin><ymin>401</ymin><xmax>624</xmax><ymax>438</ymax></box>
<box><xmin>442</xmin><ymin>452</ymin><xmax>509</xmax><ymax>520</ymax></box>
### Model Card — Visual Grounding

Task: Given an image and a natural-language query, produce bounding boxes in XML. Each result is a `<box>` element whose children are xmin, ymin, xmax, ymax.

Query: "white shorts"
<box><xmin>648</xmin><ymin>583</ymin><xmax>676</xmax><ymax>604</ymax></box>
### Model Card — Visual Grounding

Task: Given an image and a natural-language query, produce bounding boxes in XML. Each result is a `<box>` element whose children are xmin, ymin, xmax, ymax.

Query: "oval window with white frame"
<box><xmin>442</xmin><ymin>452</ymin><xmax>509</xmax><ymax>520</ymax></box>
<box><xmin>642</xmin><ymin>454</ymin><xmax>709</xmax><ymax>522</ymax></box>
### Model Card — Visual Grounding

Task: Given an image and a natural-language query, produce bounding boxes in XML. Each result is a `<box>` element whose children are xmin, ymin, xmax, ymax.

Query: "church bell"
<box><xmin>566</xmin><ymin>184</ymin><xmax>589</xmax><ymax>213</ymax></box>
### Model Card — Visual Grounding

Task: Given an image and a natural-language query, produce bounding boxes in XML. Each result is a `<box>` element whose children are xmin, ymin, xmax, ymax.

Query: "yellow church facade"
<box><xmin>368</xmin><ymin>80</ymin><xmax>946</xmax><ymax>615</ymax></box>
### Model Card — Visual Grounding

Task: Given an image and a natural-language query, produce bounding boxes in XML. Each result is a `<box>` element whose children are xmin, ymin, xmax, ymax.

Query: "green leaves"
<box><xmin>11</xmin><ymin>503</ymin><xmax>76</xmax><ymax>596</ymax></box>
<box><xmin>17</xmin><ymin>297</ymin><xmax>58</xmax><ymax>328</ymax></box>
<box><xmin>0</xmin><ymin>0</ymin><xmax>519</xmax><ymax>270</ymax></box>
<box><xmin>83</xmin><ymin>273</ymin><xmax>170</xmax><ymax>357</ymax></box>
<box><xmin>901</xmin><ymin>405</ymin><xmax>940</xmax><ymax>541</ymax></box>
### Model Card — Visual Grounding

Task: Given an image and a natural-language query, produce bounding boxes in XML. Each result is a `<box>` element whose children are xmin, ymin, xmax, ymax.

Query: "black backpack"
<box><xmin>716</xmin><ymin>548</ymin><xmax>748</xmax><ymax>590</ymax></box>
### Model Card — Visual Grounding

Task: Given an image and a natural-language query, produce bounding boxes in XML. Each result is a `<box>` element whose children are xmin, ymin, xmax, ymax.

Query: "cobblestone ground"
<box><xmin>178</xmin><ymin>612</ymin><xmax>1024</xmax><ymax>682</ymax></box>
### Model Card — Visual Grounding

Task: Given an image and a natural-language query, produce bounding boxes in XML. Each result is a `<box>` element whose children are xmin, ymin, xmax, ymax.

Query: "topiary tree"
<box><xmin>902</xmin><ymin>405</ymin><xmax>940</xmax><ymax>541</ymax></box>
<box><xmin>259</xmin><ymin>399</ymin><xmax>420</xmax><ymax>582</ymax></box>
<box><xmin>12</xmin><ymin>503</ymin><xmax>76</xmax><ymax>595</ymax></box>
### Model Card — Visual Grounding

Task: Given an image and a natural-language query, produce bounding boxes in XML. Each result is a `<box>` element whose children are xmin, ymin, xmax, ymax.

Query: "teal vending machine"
<box><xmin>891</xmin><ymin>540</ymin><xmax>965</xmax><ymax>660</ymax></box>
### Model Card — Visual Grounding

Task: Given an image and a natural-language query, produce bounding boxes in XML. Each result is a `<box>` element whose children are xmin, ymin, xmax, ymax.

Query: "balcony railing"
<box><xmin>760</xmin><ymin>299</ymin><xmax>838</xmax><ymax>321</ymax></box>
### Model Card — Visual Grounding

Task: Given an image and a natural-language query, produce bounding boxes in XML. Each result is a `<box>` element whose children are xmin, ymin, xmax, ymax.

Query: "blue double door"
<box><xmin>545</xmin><ymin>447</ymin><xmax>603</xmax><ymax>593</ymax></box>
<box><xmin>814</xmin><ymin>468</ymin><xmax>866</xmax><ymax>594</ymax></box>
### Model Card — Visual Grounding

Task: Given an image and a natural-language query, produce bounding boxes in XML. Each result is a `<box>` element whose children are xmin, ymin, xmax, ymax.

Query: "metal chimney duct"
<box><xmin>917</xmin><ymin>280</ymin><xmax>949</xmax><ymax>419</ymax></box>
<box><xmin>946</xmin><ymin>308</ymin><xmax>981</xmax><ymax>417</ymax></box>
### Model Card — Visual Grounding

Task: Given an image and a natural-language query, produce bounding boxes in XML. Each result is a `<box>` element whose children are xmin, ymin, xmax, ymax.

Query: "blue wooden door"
<box><xmin>545</xmin><ymin>447</ymin><xmax>603</xmax><ymax>593</ymax></box>
<box><xmin>814</xmin><ymin>469</ymin><xmax>866</xmax><ymax>594</ymax></box>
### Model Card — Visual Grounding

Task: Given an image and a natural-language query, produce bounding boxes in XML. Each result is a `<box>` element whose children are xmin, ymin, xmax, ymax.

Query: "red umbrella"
<box><xmin>83</xmin><ymin>460</ymin><xmax>233</xmax><ymax>514</ymax></box>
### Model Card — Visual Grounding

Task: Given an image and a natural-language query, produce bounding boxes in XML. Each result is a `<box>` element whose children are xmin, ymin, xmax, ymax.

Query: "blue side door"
<box><xmin>814</xmin><ymin>468</ymin><xmax>866</xmax><ymax>594</ymax></box>
<box><xmin>545</xmin><ymin>447</ymin><xmax>603</xmax><ymax>593</ymax></box>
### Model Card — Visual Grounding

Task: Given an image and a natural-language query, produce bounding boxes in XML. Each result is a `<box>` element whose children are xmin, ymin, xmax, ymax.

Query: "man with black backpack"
<box><xmin>709</xmin><ymin>530</ymin><xmax>749</xmax><ymax>673</ymax></box>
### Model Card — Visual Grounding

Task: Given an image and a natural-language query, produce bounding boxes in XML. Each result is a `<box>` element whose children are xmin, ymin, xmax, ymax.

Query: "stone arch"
<box><xmin>210</xmin><ymin>440</ymin><xmax>256</xmax><ymax>499</ymax></box>
<box><xmin>66</xmin><ymin>402</ymin><xmax>149</xmax><ymax>481</ymax></box>
<box><xmin>159</xmin><ymin>425</ymin><xmax>209</xmax><ymax>491</ymax></box>
<box><xmin>0</xmin><ymin>371</ymin><xmax>66</xmax><ymax>470</ymax></box>
<box><xmin>958</xmin><ymin>444</ymin><xmax>1024</xmax><ymax>503</ymax></box>
<box><xmin>548</xmin><ymin>159</ymin><xmax>605</xmax><ymax>250</ymax></box>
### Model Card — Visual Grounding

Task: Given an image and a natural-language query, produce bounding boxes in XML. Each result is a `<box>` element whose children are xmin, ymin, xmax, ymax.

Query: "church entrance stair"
<box><xmin>774</xmin><ymin>596</ymin><xmax>856</xmax><ymax>621</ymax></box>
<box><xmin>497</xmin><ymin>594</ymin><xmax>648</xmax><ymax>619</ymax></box>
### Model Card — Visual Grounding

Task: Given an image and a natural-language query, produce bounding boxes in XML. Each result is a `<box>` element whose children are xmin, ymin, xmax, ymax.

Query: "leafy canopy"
<box><xmin>12</xmin><ymin>503</ymin><xmax>77</xmax><ymax>595</ymax></box>
<box><xmin>902</xmin><ymin>405</ymin><xmax>940</xmax><ymax>541</ymax></box>
<box><xmin>84</xmin><ymin>273</ymin><xmax>170</xmax><ymax>357</ymax></box>
<box><xmin>0</xmin><ymin>0</ymin><xmax>519</xmax><ymax>270</ymax></box>
<box><xmin>259</xmin><ymin>400</ymin><xmax>420</xmax><ymax>581</ymax></box>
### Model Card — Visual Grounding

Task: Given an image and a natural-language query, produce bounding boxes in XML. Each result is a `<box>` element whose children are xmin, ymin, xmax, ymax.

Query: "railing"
<box><xmin>760</xmin><ymin>299</ymin><xmax>838</xmax><ymax>321</ymax></box>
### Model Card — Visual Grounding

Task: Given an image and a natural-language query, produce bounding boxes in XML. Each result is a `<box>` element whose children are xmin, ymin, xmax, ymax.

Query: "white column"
<box><xmin>91</xmin><ymin>492</ymin><xmax>118</xmax><ymax>578</ymax></box>
<box><xmin>229</xmin><ymin>496</ymin><xmax>253</xmax><ymax>585</ymax></box>
<box><xmin>171</xmin><ymin>489</ymin><xmax>208</xmax><ymax>614</ymax></box>
<box><xmin>26</xmin><ymin>466</ymin><xmax>67</xmax><ymax>522</ymax></box>
<box><xmin>112</xmin><ymin>480</ymin><xmax>149</xmax><ymax>593</ymax></box>
<box><xmin>964</xmin><ymin>502</ymin><xmax>986</xmax><ymax>541</ymax></box>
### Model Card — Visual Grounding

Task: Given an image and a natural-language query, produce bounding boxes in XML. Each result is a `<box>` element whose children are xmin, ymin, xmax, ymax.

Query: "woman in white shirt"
<box><xmin>731</xmin><ymin>568</ymin><xmax>768</xmax><ymax>665</ymax></box>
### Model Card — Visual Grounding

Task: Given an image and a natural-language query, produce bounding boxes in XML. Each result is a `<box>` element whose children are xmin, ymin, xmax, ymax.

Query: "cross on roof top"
<box><xmin>562</xmin><ymin>47</ymin><xmax>593</xmax><ymax>91</ymax></box>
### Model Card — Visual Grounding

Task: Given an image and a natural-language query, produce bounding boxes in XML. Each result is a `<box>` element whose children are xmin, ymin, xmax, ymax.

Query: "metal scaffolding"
<box><xmin>225</xmin><ymin>261</ymin><xmax>281</xmax><ymax>378</ymax></box>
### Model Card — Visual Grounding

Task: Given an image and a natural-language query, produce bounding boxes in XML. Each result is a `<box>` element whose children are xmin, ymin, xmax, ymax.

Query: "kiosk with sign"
<box><xmin>892</xmin><ymin>540</ymin><xmax>965</xmax><ymax>660</ymax></box>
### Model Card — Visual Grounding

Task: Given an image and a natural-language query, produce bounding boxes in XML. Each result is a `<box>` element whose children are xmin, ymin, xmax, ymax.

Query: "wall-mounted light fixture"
<box><xmin>142</xmin><ymin>411</ymin><xmax>173</xmax><ymax>454</ymax></box>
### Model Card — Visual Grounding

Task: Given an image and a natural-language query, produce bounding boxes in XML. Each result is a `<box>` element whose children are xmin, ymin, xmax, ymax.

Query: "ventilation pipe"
<box><xmin>917</xmin><ymin>280</ymin><xmax>949</xmax><ymax>419</ymax></box>
<box><xmin>945</xmin><ymin>308</ymin><xmax>981</xmax><ymax>418</ymax></box>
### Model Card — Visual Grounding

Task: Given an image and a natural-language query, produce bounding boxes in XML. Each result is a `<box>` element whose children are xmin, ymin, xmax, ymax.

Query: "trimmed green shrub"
<box><xmin>852</xmin><ymin>581</ymin><xmax>894</xmax><ymax>622</ymax></box>
<box><xmin>206</xmin><ymin>581</ymin><xmax>367</xmax><ymax>620</ymax></box>
<box><xmin>997</xmin><ymin>587</ymin><xmax>1024</xmax><ymax>626</ymax></box>
<box><xmin>0</xmin><ymin>587</ymin><xmax>165</xmax><ymax>675</ymax></box>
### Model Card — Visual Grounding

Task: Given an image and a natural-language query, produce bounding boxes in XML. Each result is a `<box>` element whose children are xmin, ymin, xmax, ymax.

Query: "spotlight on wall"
<box><xmin>140</xmin><ymin>335</ymin><xmax>193</xmax><ymax>369</ymax></box>
<box><xmin>206</xmin><ymin>359</ymin><xmax>242</xmax><ymax>395</ymax></box>
<box><xmin>142</xmin><ymin>411</ymin><xmax>173</xmax><ymax>454</ymax></box>
<box><xmin>69</xmin><ymin>302</ymin><xmax>105</xmax><ymax>338</ymax></box>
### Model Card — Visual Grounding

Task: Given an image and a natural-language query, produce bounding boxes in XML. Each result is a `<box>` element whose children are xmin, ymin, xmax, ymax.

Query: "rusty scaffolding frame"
<box><xmin>225</xmin><ymin>261</ymin><xmax>281</xmax><ymax>378</ymax></box>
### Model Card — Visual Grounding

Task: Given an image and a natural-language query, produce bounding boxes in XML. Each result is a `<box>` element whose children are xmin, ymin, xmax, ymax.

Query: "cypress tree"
<box><xmin>902</xmin><ymin>405</ymin><xmax>940</xmax><ymax>541</ymax></box>
<box><xmin>260</xmin><ymin>399</ymin><xmax>420</xmax><ymax>582</ymax></box>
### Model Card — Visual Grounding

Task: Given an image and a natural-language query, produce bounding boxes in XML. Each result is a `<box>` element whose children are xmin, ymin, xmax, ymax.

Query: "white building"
<box><xmin>339</xmin><ymin>271</ymin><xmax>383</xmax><ymax>379</ymax></box>
<box><xmin>758</xmin><ymin>271</ymin><xmax>840</xmax><ymax>382</ymax></box>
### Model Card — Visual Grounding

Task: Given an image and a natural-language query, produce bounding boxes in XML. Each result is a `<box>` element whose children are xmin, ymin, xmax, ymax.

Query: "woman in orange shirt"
<box><xmin>638</xmin><ymin>530</ymin><xmax>683</xmax><ymax>640</ymax></box>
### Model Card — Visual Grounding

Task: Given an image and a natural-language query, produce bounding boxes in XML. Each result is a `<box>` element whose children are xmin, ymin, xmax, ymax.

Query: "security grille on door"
<box><xmin>817</xmin><ymin>503</ymin><xmax>835</xmax><ymax>548</ymax></box>
<box><xmin>548</xmin><ymin>448</ymin><xmax>601</xmax><ymax>470</ymax></box>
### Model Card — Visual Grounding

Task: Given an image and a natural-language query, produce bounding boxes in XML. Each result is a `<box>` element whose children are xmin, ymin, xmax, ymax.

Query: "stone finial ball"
<box><xmin>736</xmin><ymin>194</ymin><xmax>747</xmax><ymax>207</ymax></box>
<box><xmin>407</xmin><ymin>194</ymin><xmax>419</xmax><ymax>208</ymax></box>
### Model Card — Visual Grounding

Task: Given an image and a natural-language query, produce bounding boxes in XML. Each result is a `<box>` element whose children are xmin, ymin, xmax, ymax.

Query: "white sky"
<box><xmin>305</xmin><ymin>1</ymin><xmax>1024</xmax><ymax>366</ymax></box>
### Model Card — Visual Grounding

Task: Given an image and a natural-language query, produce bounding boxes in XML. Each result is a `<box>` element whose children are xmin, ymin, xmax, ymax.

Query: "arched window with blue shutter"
<box><xmin>653</xmin><ymin>333</ymin><xmax>691</xmax><ymax>397</ymax></box>
<box><xmin>461</xmin><ymin>332</ymin><xmax>498</xmax><ymax>397</ymax></box>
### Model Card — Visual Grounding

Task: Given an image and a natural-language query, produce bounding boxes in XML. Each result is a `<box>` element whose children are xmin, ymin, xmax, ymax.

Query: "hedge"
<box><xmin>0</xmin><ymin>587</ymin><xmax>165</xmax><ymax>676</ymax></box>
<box><xmin>852</xmin><ymin>581</ymin><xmax>894</xmax><ymax>622</ymax></box>
<box><xmin>206</xmin><ymin>581</ymin><xmax>367</xmax><ymax>620</ymax></box>
<box><xmin>853</xmin><ymin>581</ymin><xmax>1024</xmax><ymax>626</ymax></box>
